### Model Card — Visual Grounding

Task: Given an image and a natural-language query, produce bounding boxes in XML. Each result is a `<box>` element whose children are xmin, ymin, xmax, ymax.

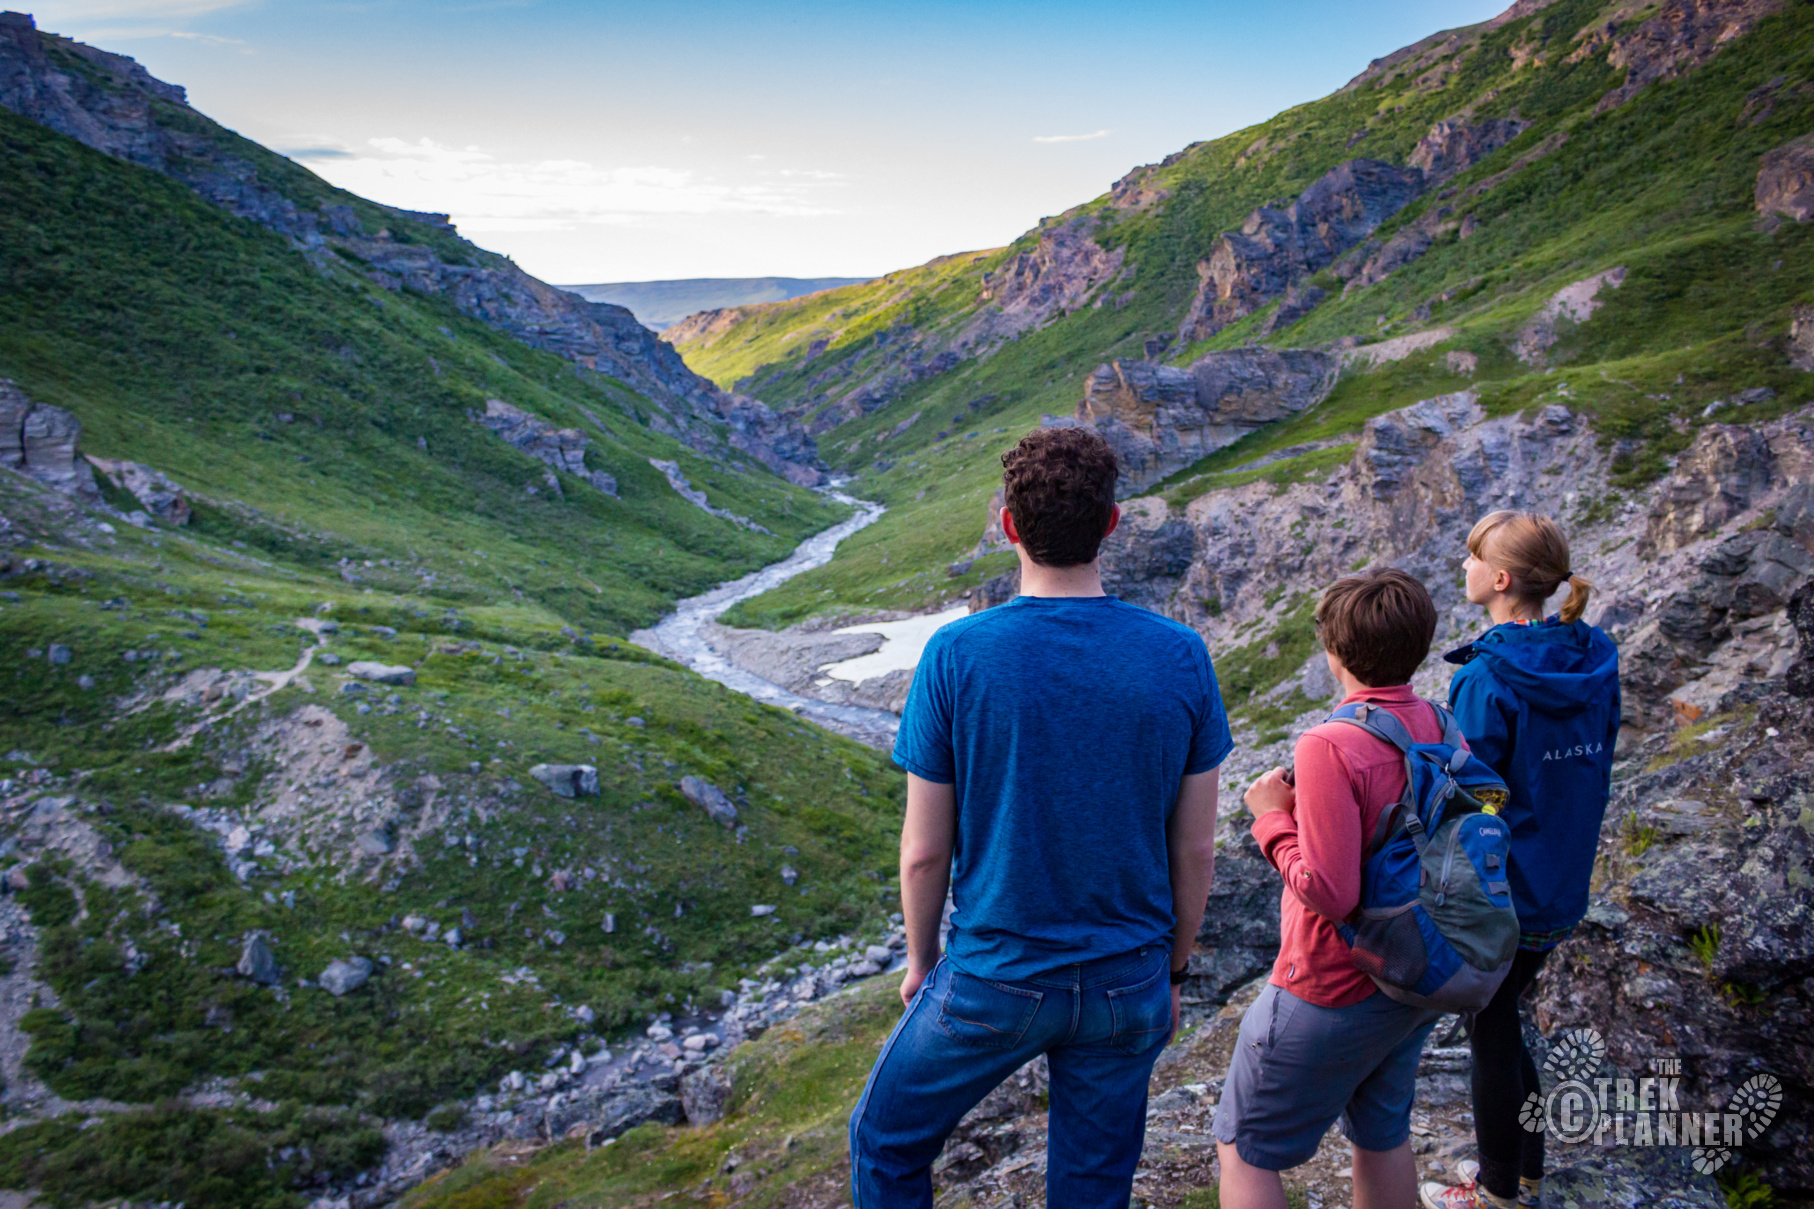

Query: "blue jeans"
<box><xmin>848</xmin><ymin>944</ymin><xmax>1172</xmax><ymax>1209</ymax></box>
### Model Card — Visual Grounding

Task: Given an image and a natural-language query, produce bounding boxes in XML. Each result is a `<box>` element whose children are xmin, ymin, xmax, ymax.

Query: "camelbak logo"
<box><xmin>1542</xmin><ymin>742</ymin><xmax>1605</xmax><ymax>762</ymax></box>
<box><xmin>1478</xmin><ymin>826</ymin><xmax>1503</xmax><ymax>838</ymax></box>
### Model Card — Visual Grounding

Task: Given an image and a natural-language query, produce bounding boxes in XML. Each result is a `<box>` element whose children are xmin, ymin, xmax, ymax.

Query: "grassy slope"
<box><xmin>0</xmin><ymin>89</ymin><xmax>904</xmax><ymax>1208</ymax></box>
<box><xmin>690</xmin><ymin>0</ymin><xmax>1814</xmax><ymax>631</ymax></box>
<box><xmin>0</xmin><ymin>106</ymin><xmax>846</xmax><ymax>637</ymax></box>
<box><xmin>0</xmin><ymin>456</ymin><xmax>905</xmax><ymax>1207</ymax></box>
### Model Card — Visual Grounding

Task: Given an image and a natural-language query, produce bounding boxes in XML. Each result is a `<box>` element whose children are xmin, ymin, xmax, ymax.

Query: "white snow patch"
<box><xmin>820</xmin><ymin>606</ymin><xmax>970</xmax><ymax>683</ymax></box>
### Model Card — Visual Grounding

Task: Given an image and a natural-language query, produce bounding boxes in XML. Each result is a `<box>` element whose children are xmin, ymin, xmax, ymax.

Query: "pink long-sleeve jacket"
<box><xmin>1250</xmin><ymin>683</ymin><xmax>1462</xmax><ymax>1008</ymax></box>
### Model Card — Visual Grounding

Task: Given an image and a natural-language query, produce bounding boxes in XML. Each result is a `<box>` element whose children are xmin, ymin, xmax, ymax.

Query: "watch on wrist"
<box><xmin>1169</xmin><ymin>965</ymin><xmax>1191</xmax><ymax>986</ymax></box>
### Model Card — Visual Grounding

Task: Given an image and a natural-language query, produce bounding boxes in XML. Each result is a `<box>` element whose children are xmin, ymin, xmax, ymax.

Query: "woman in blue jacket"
<box><xmin>1421</xmin><ymin>511</ymin><xmax>1620</xmax><ymax>1209</ymax></box>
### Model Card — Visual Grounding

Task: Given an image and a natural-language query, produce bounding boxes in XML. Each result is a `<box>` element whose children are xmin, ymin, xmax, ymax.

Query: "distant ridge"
<box><xmin>563</xmin><ymin>276</ymin><xmax>871</xmax><ymax>330</ymax></box>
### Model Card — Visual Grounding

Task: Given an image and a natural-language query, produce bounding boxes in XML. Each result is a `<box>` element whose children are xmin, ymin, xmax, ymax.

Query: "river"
<box><xmin>629</xmin><ymin>488</ymin><xmax>904</xmax><ymax>745</ymax></box>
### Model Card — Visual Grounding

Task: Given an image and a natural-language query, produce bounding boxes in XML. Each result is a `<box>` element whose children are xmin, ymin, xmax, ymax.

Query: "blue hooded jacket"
<box><xmin>1445</xmin><ymin>618</ymin><xmax>1620</xmax><ymax>936</ymax></box>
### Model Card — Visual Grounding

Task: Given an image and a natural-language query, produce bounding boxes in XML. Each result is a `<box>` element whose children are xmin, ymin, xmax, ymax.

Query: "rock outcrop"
<box><xmin>647</xmin><ymin>459</ymin><xmax>769</xmax><ymax>532</ymax></box>
<box><xmin>0</xmin><ymin>380</ymin><xmax>96</xmax><ymax>499</ymax></box>
<box><xmin>85</xmin><ymin>456</ymin><xmax>189</xmax><ymax>524</ymax></box>
<box><xmin>474</xmin><ymin>399</ymin><xmax>618</xmax><ymax>498</ymax></box>
<box><xmin>1180</xmin><ymin>159</ymin><xmax>1426</xmax><ymax>341</ymax></box>
<box><xmin>1066</xmin><ymin>349</ymin><xmax>1338</xmax><ymax>493</ymax></box>
<box><xmin>1409</xmin><ymin>115</ymin><xmax>1532</xmax><ymax>181</ymax></box>
<box><xmin>1757</xmin><ymin>131</ymin><xmax>1814</xmax><ymax>222</ymax></box>
<box><xmin>1593</xmin><ymin>0</ymin><xmax>1791</xmax><ymax>113</ymax></box>
<box><xmin>962</xmin><ymin>218</ymin><xmax>1125</xmax><ymax>347</ymax></box>
<box><xmin>1791</xmin><ymin>305</ymin><xmax>1814</xmax><ymax>371</ymax></box>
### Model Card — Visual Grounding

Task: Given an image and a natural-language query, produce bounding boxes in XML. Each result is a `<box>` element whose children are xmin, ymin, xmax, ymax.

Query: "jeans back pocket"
<box><xmin>936</xmin><ymin>969</ymin><xmax>1042</xmax><ymax>1050</ymax></box>
<box><xmin>1106</xmin><ymin>956</ymin><xmax>1171</xmax><ymax>1056</ymax></box>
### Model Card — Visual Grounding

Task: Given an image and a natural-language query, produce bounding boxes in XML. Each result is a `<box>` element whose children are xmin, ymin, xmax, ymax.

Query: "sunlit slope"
<box><xmin>0</xmin><ymin>106</ymin><xmax>845</xmax><ymax>636</ymax></box>
<box><xmin>683</xmin><ymin>0</ymin><xmax>1814</xmax><ymax>628</ymax></box>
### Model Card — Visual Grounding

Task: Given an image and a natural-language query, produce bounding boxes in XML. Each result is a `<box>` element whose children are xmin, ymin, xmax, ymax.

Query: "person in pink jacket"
<box><xmin>1215</xmin><ymin>569</ymin><xmax>1450</xmax><ymax>1209</ymax></box>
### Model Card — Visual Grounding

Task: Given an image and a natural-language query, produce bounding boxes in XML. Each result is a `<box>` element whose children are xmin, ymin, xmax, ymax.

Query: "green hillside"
<box><xmin>0</xmin><ymin>39</ymin><xmax>906</xmax><ymax>1208</ymax></box>
<box><xmin>0</xmin><ymin>107</ymin><xmax>846</xmax><ymax>635</ymax></box>
<box><xmin>678</xmin><ymin>0</ymin><xmax>1814</xmax><ymax>629</ymax></box>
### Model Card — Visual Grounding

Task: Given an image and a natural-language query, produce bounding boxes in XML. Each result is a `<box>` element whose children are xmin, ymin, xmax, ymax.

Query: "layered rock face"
<box><xmin>0</xmin><ymin>379</ymin><xmax>95</xmax><ymax>499</ymax></box>
<box><xmin>961</xmin><ymin>218</ymin><xmax>1125</xmax><ymax>348</ymax></box>
<box><xmin>1065</xmin><ymin>349</ymin><xmax>1337</xmax><ymax>493</ymax></box>
<box><xmin>1593</xmin><ymin>0</ymin><xmax>1791</xmax><ymax>112</ymax></box>
<box><xmin>1180</xmin><ymin>159</ymin><xmax>1425</xmax><ymax>341</ymax></box>
<box><xmin>0</xmin><ymin>13</ymin><xmax>822</xmax><ymax>485</ymax></box>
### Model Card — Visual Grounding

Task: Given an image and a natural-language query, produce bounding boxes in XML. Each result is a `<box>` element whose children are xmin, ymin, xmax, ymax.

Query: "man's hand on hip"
<box><xmin>900</xmin><ymin>963</ymin><xmax>929</xmax><ymax>1007</ymax></box>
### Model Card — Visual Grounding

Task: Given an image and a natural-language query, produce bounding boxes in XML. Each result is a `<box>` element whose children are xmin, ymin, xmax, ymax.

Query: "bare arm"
<box><xmin>899</xmin><ymin>772</ymin><xmax>956</xmax><ymax>1007</ymax></box>
<box><xmin>1166</xmin><ymin>769</ymin><xmax>1220</xmax><ymax>1034</ymax></box>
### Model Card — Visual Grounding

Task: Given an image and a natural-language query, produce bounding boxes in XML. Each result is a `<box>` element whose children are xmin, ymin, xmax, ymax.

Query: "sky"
<box><xmin>28</xmin><ymin>0</ymin><xmax>1509</xmax><ymax>284</ymax></box>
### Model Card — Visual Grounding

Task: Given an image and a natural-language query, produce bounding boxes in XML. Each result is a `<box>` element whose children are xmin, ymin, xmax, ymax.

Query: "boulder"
<box><xmin>1788</xmin><ymin>579</ymin><xmax>1814</xmax><ymax>698</ymax></box>
<box><xmin>679</xmin><ymin>775</ymin><xmax>738</xmax><ymax>826</ymax></box>
<box><xmin>548</xmin><ymin>1083</ymin><xmax>683</xmax><ymax>1146</ymax></box>
<box><xmin>319</xmin><ymin>956</ymin><xmax>373</xmax><ymax>996</ymax></box>
<box><xmin>355</xmin><ymin>829</ymin><xmax>392</xmax><ymax>855</ymax></box>
<box><xmin>86</xmin><ymin>456</ymin><xmax>190</xmax><ymax>525</ymax></box>
<box><xmin>680</xmin><ymin>1062</ymin><xmax>732</xmax><ymax>1126</ymax></box>
<box><xmin>346</xmin><ymin>661</ymin><xmax>414</xmax><ymax>686</ymax></box>
<box><xmin>0</xmin><ymin>380</ymin><xmax>98</xmax><ymax>498</ymax></box>
<box><xmin>1757</xmin><ymin>132</ymin><xmax>1814</xmax><ymax>223</ymax></box>
<box><xmin>531</xmin><ymin>763</ymin><xmax>599</xmax><ymax>798</ymax></box>
<box><xmin>236</xmin><ymin>933</ymin><xmax>278</xmax><ymax>985</ymax></box>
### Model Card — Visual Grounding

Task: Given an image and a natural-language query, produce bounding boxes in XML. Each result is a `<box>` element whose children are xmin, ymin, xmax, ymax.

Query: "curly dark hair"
<box><xmin>1000</xmin><ymin>427</ymin><xmax>1119</xmax><ymax>567</ymax></box>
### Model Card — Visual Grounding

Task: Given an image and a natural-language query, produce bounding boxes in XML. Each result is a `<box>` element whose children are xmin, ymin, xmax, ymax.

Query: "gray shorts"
<box><xmin>1212</xmin><ymin>982</ymin><xmax>1440</xmax><ymax>1170</ymax></box>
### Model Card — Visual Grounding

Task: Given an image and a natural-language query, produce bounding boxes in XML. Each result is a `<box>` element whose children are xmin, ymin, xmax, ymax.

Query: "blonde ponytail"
<box><xmin>1466</xmin><ymin>510</ymin><xmax>1590</xmax><ymax>623</ymax></box>
<box><xmin>1559</xmin><ymin>572</ymin><xmax>1592</xmax><ymax>624</ymax></box>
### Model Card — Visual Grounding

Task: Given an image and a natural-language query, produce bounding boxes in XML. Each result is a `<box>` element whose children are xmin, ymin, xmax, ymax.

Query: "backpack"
<box><xmin>1326</xmin><ymin>700</ymin><xmax>1520</xmax><ymax>1013</ymax></box>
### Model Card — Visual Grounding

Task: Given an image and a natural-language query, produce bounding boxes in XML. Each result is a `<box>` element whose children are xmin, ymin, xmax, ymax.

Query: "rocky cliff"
<box><xmin>1066</xmin><ymin>349</ymin><xmax>1338</xmax><ymax>493</ymax></box>
<box><xmin>0</xmin><ymin>11</ymin><xmax>822</xmax><ymax>485</ymax></box>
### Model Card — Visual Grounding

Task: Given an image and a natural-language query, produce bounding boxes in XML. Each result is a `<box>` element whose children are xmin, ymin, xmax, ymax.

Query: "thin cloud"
<box><xmin>1033</xmin><ymin>129</ymin><xmax>1110</xmax><ymax>144</ymax></box>
<box><xmin>35</xmin><ymin>0</ymin><xmax>246</xmax><ymax>16</ymax></box>
<box><xmin>302</xmin><ymin>136</ymin><xmax>843</xmax><ymax>233</ymax></box>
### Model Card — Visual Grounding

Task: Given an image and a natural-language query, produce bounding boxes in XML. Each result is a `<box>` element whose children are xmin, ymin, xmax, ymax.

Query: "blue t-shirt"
<box><xmin>893</xmin><ymin>594</ymin><xmax>1232</xmax><ymax>982</ymax></box>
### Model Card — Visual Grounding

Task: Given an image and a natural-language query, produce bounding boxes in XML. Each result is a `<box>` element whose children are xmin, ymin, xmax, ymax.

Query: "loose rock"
<box><xmin>319</xmin><ymin>956</ymin><xmax>373</xmax><ymax>996</ymax></box>
<box><xmin>346</xmin><ymin>661</ymin><xmax>415</xmax><ymax>686</ymax></box>
<box><xmin>237</xmin><ymin>933</ymin><xmax>279</xmax><ymax>985</ymax></box>
<box><xmin>679</xmin><ymin>775</ymin><xmax>737</xmax><ymax>826</ymax></box>
<box><xmin>530</xmin><ymin>763</ymin><xmax>599</xmax><ymax>798</ymax></box>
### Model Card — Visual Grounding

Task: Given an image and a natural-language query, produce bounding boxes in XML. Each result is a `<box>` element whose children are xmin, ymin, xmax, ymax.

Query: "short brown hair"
<box><xmin>1316</xmin><ymin>569</ymin><xmax>1438</xmax><ymax>687</ymax></box>
<box><xmin>1000</xmin><ymin>427</ymin><xmax>1119</xmax><ymax>567</ymax></box>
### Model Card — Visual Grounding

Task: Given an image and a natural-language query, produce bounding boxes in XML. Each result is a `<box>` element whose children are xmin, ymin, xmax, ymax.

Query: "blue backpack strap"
<box><xmin>1429</xmin><ymin>701</ymin><xmax>1467</xmax><ymax>752</ymax></box>
<box><xmin>1325</xmin><ymin>701</ymin><xmax>1416</xmax><ymax>753</ymax></box>
<box><xmin>1322</xmin><ymin>703</ymin><xmax>1425</xmax><ymax>857</ymax></box>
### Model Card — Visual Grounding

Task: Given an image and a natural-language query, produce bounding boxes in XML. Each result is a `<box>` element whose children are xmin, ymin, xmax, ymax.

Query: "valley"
<box><xmin>0</xmin><ymin>0</ymin><xmax>1812</xmax><ymax>1206</ymax></box>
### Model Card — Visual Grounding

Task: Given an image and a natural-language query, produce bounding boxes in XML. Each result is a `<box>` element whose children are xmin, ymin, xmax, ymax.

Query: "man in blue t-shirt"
<box><xmin>848</xmin><ymin>426</ymin><xmax>1231</xmax><ymax>1209</ymax></box>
